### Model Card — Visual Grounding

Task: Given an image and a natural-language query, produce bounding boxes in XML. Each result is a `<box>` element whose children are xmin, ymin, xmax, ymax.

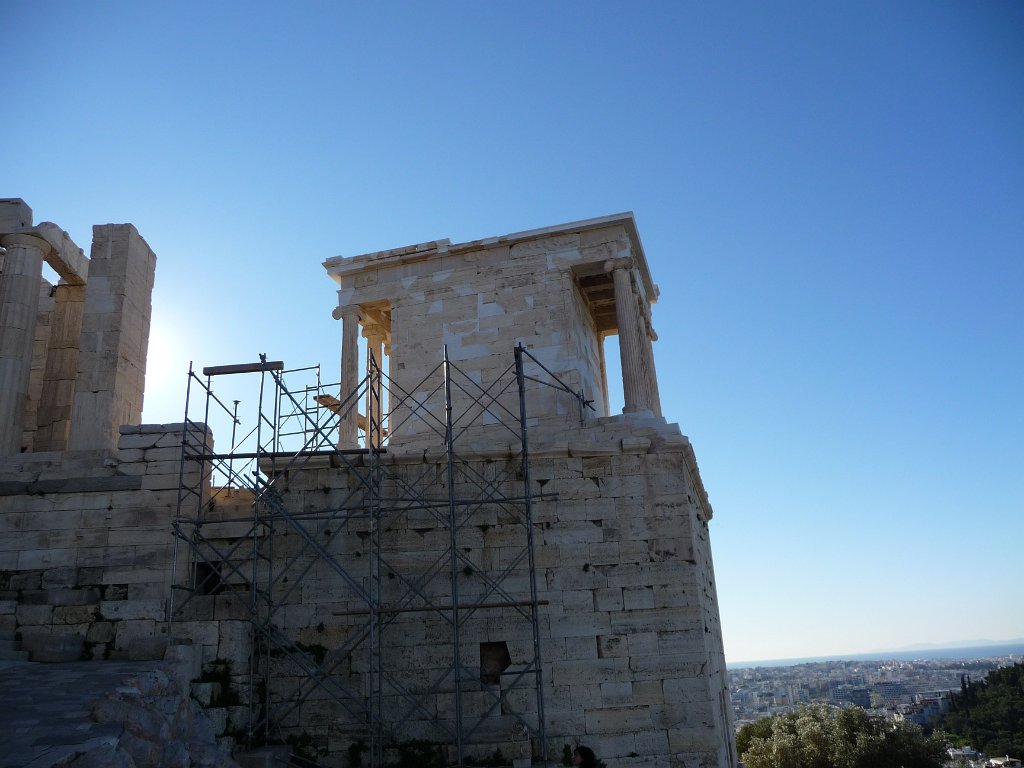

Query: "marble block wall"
<box><xmin>0</xmin><ymin>424</ymin><xmax>206</xmax><ymax>662</ymax></box>
<box><xmin>181</xmin><ymin>414</ymin><xmax>734</xmax><ymax>767</ymax></box>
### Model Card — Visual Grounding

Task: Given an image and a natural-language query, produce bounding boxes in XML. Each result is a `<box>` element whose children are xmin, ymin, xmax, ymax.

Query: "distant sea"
<box><xmin>728</xmin><ymin>643</ymin><xmax>1024</xmax><ymax>669</ymax></box>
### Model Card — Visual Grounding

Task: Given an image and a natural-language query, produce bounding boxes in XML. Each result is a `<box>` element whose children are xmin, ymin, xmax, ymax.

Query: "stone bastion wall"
<box><xmin>0</xmin><ymin>417</ymin><xmax>734</xmax><ymax>767</ymax></box>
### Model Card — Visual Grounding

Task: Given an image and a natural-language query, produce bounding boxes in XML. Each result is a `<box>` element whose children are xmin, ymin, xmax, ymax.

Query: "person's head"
<box><xmin>573</xmin><ymin>745</ymin><xmax>597</xmax><ymax>768</ymax></box>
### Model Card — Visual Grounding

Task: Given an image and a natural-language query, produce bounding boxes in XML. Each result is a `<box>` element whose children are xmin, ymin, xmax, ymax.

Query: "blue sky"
<box><xmin>3</xmin><ymin>2</ymin><xmax>1022</xmax><ymax>663</ymax></box>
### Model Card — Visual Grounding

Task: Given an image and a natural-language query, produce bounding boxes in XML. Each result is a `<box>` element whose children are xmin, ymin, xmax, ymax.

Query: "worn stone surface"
<box><xmin>324</xmin><ymin>213</ymin><xmax>665</xmax><ymax>451</ymax></box>
<box><xmin>0</xmin><ymin>202</ymin><xmax>153</xmax><ymax>456</ymax></box>
<box><xmin>0</xmin><ymin>660</ymin><xmax>237</xmax><ymax>768</ymax></box>
<box><xmin>0</xmin><ymin>425</ymin><xmax>197</xmax><ymax>661</ymax></box>
<box><xmin>68</xmin><ymin>224</ymin><xmax>156</xmax><ymax>452</ymax></box>
<box><xmin>0</xmin><ymin>233</ymin><xmax>49</xmax><ymax>455</ymax></box>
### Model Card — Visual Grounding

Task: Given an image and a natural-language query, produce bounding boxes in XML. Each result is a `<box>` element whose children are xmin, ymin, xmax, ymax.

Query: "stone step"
<box><xmin>0</xmin><ymin>638</ymin><xmax>20</xmax><ymax>651</ymax></box>
<box><xmin>0</xmin><ymin>648</ymin><xmax>29</xmax><ymax>661</ymax></box>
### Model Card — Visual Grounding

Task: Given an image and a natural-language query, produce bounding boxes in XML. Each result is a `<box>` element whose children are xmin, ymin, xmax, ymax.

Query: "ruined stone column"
<box><xmin>34</xmin><ymin>283</ymin><xmax>86</xmax><ymax>451</ymax></box>
<box><xmin>68</xmin><ymin>224</ymin><xmax>156</xmax><ymax>452</ymax></box>
<box><xmin>0</xmin><ymin>233</ymin><xmax>48</xmax><ymax>455</ymax></box>
<box><xmin>337</xmin><ymin>305</ymin><xmax>362</xmax><ymax>448</ymax></box>
<box><xmin>605</xmin><ymin>257</ymin><xmax>648</xmax><ymax>414</ymax></box>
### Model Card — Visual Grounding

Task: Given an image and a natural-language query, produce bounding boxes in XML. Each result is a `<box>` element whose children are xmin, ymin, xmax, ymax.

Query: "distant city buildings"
<box><xmin>729</xmin><ymin>651</ymin><xmax>1023</xmax><ymax>768</ymax></box>
<box><xmin>984</xmin><ymin>758</ymin><xmax>1022</xmax><ymax>768</ymax></box>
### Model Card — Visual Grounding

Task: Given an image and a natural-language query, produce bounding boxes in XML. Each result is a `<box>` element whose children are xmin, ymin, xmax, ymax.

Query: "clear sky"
<box><xmin>3</xmin><ymin>1</ymin><xmax>1022</xmax><ymax>663</ymax></box>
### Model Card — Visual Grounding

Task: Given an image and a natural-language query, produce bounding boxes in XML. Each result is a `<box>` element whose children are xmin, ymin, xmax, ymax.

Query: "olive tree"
<box><xmin>738</xmin><ymin>704</ymin><xmax>946</xmax><ymax>768</ymax></box>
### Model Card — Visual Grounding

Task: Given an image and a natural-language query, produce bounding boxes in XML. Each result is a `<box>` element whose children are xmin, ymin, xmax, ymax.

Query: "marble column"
<box><xmin>337</xmin><ymin>305</ymin><xmax>362</xmax><ymax>448</ymax></box>
<box><xmin>0</xmin><ymin>233</ymin><xmax>49</xmax><ymax>455</ymax></box>
<box><xmin>363</xmin><ymin>324</ymin><xmax>386</xmax><ymax>447</ymax></box>
<box><xmin>605</xmin><ymin>257</ymin><xmax>648</xmax><ymax>414</ymax></box>
<box><xmin>598</xmin><ymin>331</ymin><xmax>611</xmax><ymax>417</ymax></box>
<box><xmin>641</xmin><ymin>302</ymin><xmax>663</xmax><ymax>418</ymax></box>
<box><xmin>34</xmin><ymin>283</ymin><xmax>86</xmax><ymax>451</ymax></box>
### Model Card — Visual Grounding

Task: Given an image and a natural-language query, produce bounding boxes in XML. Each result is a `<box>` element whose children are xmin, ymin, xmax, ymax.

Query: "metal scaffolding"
<box><xmin>169</xmin><ymin>346</ymin><xmax>591</xmax><ymax>766</ymax></box>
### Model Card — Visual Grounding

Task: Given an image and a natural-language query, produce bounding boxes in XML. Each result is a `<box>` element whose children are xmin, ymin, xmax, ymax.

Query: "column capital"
<box><xmin>641</xmin><ymin>300</ymin><xmax>655</xmax><ymax>327</ymax></box>
<box><xmin>332</xmin><ymin>304</ymin><xmax>362</xmax><ymax>321</ymax></box>
<box><xmin>637</xmin><ymin>301</ymin><xmax>659</xmax><ymax>341</ymax></box>
<box><xmin>361</xmin><ymin>322</ymin><xmax>386</xmax><ymax>342</ymax></box>
<box><xmin>1</xmin><ymin>232</ymin><xmax>50</xmax><ymax>254</ymax></box>
<box><xmin>603</xmin><ymin>256</ymin><xmax>635</xmax><ymax>274</ymax></box>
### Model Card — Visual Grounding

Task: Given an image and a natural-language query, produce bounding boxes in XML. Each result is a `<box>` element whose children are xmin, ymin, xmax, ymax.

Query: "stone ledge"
<box><xmin>0</xmin><ymin>475</ymin><xmax>142</xmax><ymax>496</ymax></box>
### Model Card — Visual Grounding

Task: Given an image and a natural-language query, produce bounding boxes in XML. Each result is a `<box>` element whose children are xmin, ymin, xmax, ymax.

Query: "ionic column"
<box><xmin>598</xmin><ymin>331</ymin><xmax>611</xmax><ymax>416</ymax></box>
<box><xmin>0</xmin><ymin>233</ymin><xmax>49</xmax><ymax>455</ymax></box>
<box><xmin>605</xmin><ymin>257</ymin><xmax>648</xmax><ymax>414</ymax></box>
<box><xmin>640</xmin><ymin>302</ymin><xmax>663</xmax><ymax>418</ymax></box>
<box><xmin>337</xmin><ymin>304</ymin><xmax>362</xmax><ymax>448</ymax></box>
<box><xmin>363</xmin><ymin>324</ymin><xmax>386</xmax><ymax>447</ymax></box>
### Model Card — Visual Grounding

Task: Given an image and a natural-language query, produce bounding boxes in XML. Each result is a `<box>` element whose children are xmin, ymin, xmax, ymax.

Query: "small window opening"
<box><xmin>479</xmin><ymin>641</ymin><xmax>512</xmax><ymax>685</ymax></box>
<box><xmin>194</xmin><ymin>561</ymin><xmax>224</xmax><ymax>596</ymax></box>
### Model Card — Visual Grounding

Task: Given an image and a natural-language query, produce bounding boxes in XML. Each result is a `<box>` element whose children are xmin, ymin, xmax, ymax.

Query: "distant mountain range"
<box><xmin>872</xmin><ymin>638</ymin><xmax>1024</xmax><ymax>653</ymax></box>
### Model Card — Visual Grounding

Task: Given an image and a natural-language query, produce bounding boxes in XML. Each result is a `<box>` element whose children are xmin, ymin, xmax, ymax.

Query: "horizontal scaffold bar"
<box><xmin>185</xmin><ymin>448</ymin><xmax>377</xmax><ymax>460</ymax></box>
<box><xmin>332</xmin><ymin>599</ymin><xmax>550</xmax><ymax>617</ymax></box>
<box><xmin>202</xmin><ymin>360</ymin><xmax>285</xmax><ymax>376</ymax></box>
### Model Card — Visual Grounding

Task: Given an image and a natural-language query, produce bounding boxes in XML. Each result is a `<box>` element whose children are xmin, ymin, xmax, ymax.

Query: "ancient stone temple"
<box><xmin>0</xmin><ymin>204</ymin><xmax>735</xmax><ymax>768</ymax></box>
<box><xmin>0</xmin><ymin>198</ymin><xmax>155</xmax><ymax>456</ymax></box>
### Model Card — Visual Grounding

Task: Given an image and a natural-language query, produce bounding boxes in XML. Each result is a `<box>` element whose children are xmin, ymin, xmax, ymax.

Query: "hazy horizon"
<box><xmin>728</xmin><ymin>637</ymin><xmax>1024</xmax><ymax>667</ymax></box>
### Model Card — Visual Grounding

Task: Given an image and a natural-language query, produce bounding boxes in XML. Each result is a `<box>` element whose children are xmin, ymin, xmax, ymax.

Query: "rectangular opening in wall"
<box><xmin>194</xmin><ymin>560</ymin><xmax>224</xmax><ymax>596</ymax></box>
<box><xmin>603</xmin><ymin>334</ymin><xmax>623</xmax><ymax>415</ymax></box>
<box><xmin>358</xmin><ymin>301</ymin><xmax>391</xmax><ymax>448</ymax></box>
<box><xmin>572</xmin><ymin>266</ymin><xmax>620</xmax><ymax>417</ymax></box>
<box><xmin>479</xmin><ymin>641</ymin><xmax>511</xmax><ymax>685</ymax></box>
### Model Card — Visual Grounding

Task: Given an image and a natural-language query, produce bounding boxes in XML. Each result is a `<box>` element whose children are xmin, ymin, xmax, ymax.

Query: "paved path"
<box><xmin>0</xmin><ymin>659</ymin><xmax>166</xmax><ymax>768</ymax></box>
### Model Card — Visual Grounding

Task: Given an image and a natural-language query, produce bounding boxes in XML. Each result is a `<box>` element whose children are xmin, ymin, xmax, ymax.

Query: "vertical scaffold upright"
<box><xmin>168</xmin><ymin>346</ymin><xmax>591</xmax><ymax>767</ymax></box>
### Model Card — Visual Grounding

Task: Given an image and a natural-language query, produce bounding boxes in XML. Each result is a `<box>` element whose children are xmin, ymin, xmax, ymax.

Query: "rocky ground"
<box><xmin>0</xmin><ymin>660</ymin><xmax>239</xmax><ymax>768</ymax></box>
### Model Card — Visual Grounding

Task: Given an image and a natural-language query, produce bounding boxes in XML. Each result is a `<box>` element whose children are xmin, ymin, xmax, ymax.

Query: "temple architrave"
<box><xmin>0</xmin><ymin>202</ymin><xmax>735</xmax><ymax>768</ymax></box>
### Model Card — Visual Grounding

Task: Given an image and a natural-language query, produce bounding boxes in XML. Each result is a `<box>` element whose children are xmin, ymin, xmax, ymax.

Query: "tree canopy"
<box><xmin>935</xmin><ymin>662</ymin><xmax>1024</xmax><ymax>758</ymax></box>
<box><xmin>736</xmin><ymin>704</ymin><xmax>946</xmax><ymax>768</ymax></box>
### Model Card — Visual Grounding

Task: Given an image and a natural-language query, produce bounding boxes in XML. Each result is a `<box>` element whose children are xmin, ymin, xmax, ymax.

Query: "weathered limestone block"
<box><xmin>53</xmin><ymin>604</ymin><xmax>100</xmax><ymax>624</ymax></box>
<box><xmin>112</xmin><ymin>618</ymin><xmax>158</xmax><ymax>653</ymax></box>
<box><xmin>585</xmin><ymin>705</ymin><xmax>653</xmax><ymax>733</ymax></box>
<box><xmin>0</xmin><ymin>198</ymin><xmax>32</xmax><ymax>230</ymax></box>
<box><xmin>86</xmin><ymin>621</ymin><xmax>116</xmax><ymax>643</ymax></box>
<box><xmin>18</xmin><ymin>547</ymin><xmax>75</xmax><ymax>569</ymax></box>
<box><xmin>16</xmin><ymin>602</ymin><xmax>53</xmax><ymax>625</ymax></box>
<box><xmin>100</xmin><ymin>599</ymin><xmax>164</xmax><ymax>621</ymax></box>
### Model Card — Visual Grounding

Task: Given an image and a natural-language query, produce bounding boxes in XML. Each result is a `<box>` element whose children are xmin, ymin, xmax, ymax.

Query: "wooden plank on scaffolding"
<box><xmin>202</xmin><ymin>360</ymin><xmax>285</xmax><ymax>376</ymax></box>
